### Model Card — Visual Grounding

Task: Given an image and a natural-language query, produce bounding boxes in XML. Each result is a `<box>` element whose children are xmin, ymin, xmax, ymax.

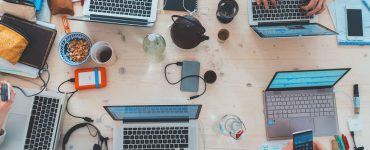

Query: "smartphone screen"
<box><xmin>180</xmin><ymin>61</ymin><xmax>200</xmax><ymax>92</ymax></box>
<box><xmin>346</xmin><ymin>9</ymin><xmax>363</xmax><ymax>36</ymax></box>
<box><xmin>293</xmin><ymin>130</ymin><xmax>313</xmax><ymax>150</ymax></box>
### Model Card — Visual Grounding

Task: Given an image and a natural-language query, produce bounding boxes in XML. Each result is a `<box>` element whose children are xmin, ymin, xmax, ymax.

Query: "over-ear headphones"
<box><xmin>62</xmin><ymin>123</ymin><xmax>109</xmax><ymax>150</ymax></box>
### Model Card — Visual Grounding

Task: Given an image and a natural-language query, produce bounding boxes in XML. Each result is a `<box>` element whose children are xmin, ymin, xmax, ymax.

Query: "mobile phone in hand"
<box><xmin>293</xmin><ymin>129</ymin><xmax>313</xmax><ymax>150</ymax></box>
<box><xmin>1</xmin><ymin>83</ymin><xmax>10</xmax><ymax>102</ymax></box>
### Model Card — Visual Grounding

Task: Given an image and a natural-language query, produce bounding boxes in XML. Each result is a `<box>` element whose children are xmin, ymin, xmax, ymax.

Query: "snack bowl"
<box><xmin>58</xmin><ymin>32</ymin><xmax>92</xmax><ymax>66</ymax></box>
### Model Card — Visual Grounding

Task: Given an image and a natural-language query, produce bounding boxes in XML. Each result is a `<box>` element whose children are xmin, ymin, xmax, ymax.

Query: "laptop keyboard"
<box><xmin>123</xmin><ymin>126</ymin><xmax>189</xmax><ymax>150</ymax></box>
<box><xmin>24</xmin><ymin>96</ymin><xmax>60</xmax><ymax>150</ymax></box>
<box><xmin>89</xmin><ymin>0</ymin><xmax>152</xmax><ymax>17</ymax></box>
<box><xmin>266</xmin><ymin>93</ymin><xmax>335</xmax><ymax>119</ymax></box>
<box><xmin>252</xmin><ymin>0</ymin><xmax>314</xmax><ymax>21</ymax></box>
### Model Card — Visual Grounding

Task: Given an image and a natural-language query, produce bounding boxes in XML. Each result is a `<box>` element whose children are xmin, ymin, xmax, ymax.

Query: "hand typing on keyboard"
<box><xmin>256</xmin><ymin>0</ymin><xmax>326</xmax><ymax>16</ymax></box>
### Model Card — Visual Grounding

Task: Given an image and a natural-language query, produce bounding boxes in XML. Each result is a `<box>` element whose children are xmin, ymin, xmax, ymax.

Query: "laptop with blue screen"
<box><xmin>247</xmin><ymin>0</ymin><xmax>337</xmax><ymax>38</ymax></box>
<box><xmin>263</xmin><ymin>69</ymin><xmax>350</xmax><ymax>140</ymax></box>
<box><xmin>104</xmin><ymin>105</ymin><xmax>202</xmax><ymax>150</ymax></box>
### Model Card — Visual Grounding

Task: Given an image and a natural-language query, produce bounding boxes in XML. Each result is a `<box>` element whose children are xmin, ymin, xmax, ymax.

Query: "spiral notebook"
<box><xmin>163</xmin><ymin>0</ymin><xmax>197</xmax><ymax>12</ymax></box>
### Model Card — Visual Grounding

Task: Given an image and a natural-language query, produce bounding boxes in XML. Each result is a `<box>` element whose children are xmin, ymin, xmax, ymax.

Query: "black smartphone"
<box><xmin>180</xmin><ymin>61</ymin><xmax>200</xmax><ymax>92</ymax></box>
<box><xmin>293</xmin><ymin>129</ymin><xmax>313</xmax><ymax>150</ymax></box>
<box><xmin>346</xmin><ymin>8</ymin><xmax>363</xmax><ymax>40</ymax></box>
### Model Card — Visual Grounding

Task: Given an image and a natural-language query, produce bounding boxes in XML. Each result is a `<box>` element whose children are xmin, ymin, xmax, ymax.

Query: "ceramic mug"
<box><xmin>90</xmin><ymin>41</ymin><xmax>117</xmax><ymax>65</ymax></box>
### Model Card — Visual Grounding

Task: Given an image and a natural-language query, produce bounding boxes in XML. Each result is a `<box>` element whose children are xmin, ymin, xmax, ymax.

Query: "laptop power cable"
<box><xmin>58</xmin><ymin>78</ymin><xmax>93</xmax><ymax>123</ymax></box>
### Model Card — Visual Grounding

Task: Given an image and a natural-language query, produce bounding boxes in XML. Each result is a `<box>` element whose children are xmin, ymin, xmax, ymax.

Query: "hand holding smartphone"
<box><xmin>293</xmin><ymin>129</ymin><xmax>313</xmax><ymax>150</ymax></box>
<box><xmin>1</xmin><ymin>82</ymin><xmax>11</xmax><ymax>102</ymax></box>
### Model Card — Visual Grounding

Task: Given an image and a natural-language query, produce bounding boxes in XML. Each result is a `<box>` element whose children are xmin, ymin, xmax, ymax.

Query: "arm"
<box><xmin>0</xmin><ymin>81</ymin><xmax>16</xmax><ymax>146</ymax></box>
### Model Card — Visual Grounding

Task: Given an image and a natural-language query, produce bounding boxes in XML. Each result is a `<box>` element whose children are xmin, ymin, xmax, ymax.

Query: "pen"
<box><xmin>353</xmin><ymin>84</ymin><xmax>360</xmax><ymax>114</ymax></box>
<box><xmin>341</xmin><ymin>134</ymin><xmax>349</xmax><ymax>150</ymax></box>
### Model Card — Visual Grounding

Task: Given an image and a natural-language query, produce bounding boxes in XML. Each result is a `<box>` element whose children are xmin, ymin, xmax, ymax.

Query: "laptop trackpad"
<box><xmin>314</xmin><ymin>117</ymin><xmax>338</xmax><ymax>136</ymax></box>
<box><xmin>290</xmin><ymin>118</ymin><xmax>314</xmax><ymax>133</ymax></box>
<box><xmin>267</xmin><ymin>119</ymin><xmax>291</xmax><ymax>138</ymax></box>
<box><xmin>1</xmin><ymin>114</ymin><xmax>28</xmax><ymax>149</ymax></box>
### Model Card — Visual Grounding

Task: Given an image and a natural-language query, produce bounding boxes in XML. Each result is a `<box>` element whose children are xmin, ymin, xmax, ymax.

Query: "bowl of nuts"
<box><xmin>58</xmin><ymin>32</ymin><xmax>92</xmax><ymax>66</ymax></box>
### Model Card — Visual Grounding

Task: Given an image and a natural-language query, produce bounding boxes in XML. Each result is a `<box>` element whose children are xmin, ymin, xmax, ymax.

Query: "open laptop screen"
<box><xmin>104</xmin><ymin>105</ymin><xmax>202</xmax><ymax>121</ymax></box>
<box><xmin>251</xmin><ymin>23</ymin><xmax>337</xmax><ymax>38</ymax></box>
<box><xmin>267</xmin><ymin>69</ymin><xmax>350</xmax><ymax>90</ymax></box>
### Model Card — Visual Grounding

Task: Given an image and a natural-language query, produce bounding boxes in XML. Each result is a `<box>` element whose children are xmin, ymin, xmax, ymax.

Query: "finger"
<box><xmin>257</xmin><ymin>0</ymin><xmax>261</xmax><ymax>6</ymax></box>
<box><xmin>306</xmin><ymin>0</ymin><xmax>324</xmax><ymax>16</ymax></box>
<box><xmin>302</xmin><ymin>0</ymin><xmax>318</xmax><ymax>11</ymax></box>
<box><xmin>313</xmin><ymin>140</ymin><xmax>325</xmax><ymax>150</ymax></box>
<box><xmin>263</xmin><ymin>0</ymin><xmax>269</xmax><ymax>9</ymax></box>
<box><xmin>316</xmin><ymin>5</ymin><xmax>326</xmax><ymax>14</ymax></box>
<box><xmin>271</xmin><ymin>0</ymin><xmax>277</xmax><ymax>7</ymax></box>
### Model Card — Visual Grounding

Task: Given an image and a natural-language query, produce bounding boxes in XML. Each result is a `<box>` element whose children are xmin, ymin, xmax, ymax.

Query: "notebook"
<box><xmin>1</xmin><ymin>13</ymin><xmax>57</xmax><ymax>69</ymax></box>
<box><xmin>163</xmin><ymin>0</ymin><xmax>197</xmax><ymax>12</ymax></box>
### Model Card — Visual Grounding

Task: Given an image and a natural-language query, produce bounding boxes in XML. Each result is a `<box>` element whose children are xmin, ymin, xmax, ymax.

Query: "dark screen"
<box><xmin>347</xmin><ymin>9</ymin><xmax>363</xmax><ymax>36</ymax></box>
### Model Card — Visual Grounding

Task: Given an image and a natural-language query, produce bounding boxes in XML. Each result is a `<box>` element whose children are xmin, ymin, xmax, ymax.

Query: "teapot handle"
<box><xmin>171</xmin><ymin>15</ymin><xmax>206</xmax><ymax>33</ymax></box>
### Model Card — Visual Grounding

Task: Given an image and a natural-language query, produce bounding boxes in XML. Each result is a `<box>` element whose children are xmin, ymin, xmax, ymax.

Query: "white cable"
<box><xmin>160</xmin><ymin>0</ymin><xmax>198</xmax><ymax>16</ymax></box>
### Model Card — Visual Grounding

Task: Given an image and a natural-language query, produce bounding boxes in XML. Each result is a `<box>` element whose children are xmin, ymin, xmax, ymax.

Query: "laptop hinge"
<box><xmin>122</xmin><ymin>118</ymin><xmax>190</xmax><ymax>123</ymax></box>
<box><xmin>258</xmin><ymin>20</ymin><xmax>310</xmax><ymax>26</ymax></box>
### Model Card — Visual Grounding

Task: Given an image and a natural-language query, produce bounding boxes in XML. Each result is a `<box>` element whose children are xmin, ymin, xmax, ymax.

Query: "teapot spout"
<box><xmin>201</xmin><ymin>35</ymin><xmax>210</xmax><ymax>41</ymax></box>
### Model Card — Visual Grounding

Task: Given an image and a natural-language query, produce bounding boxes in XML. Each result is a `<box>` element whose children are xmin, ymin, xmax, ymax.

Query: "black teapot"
<box><xmin>170</xmin><ymin>15</ymin><xmax>209</xmax><ymax>49</ymax></box>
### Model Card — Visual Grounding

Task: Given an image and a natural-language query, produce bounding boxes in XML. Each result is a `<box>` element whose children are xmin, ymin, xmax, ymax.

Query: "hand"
<box><xmin>282</xmin><ymin>140</ymin><xmax>326</xmax><ymax>150</ymax></box>
<box><xmin>0</xmin><ymin>81</ymin><xmax>16</xmax><ymax>114</ymax></box>
<box><xmin>302</xmin><ymin>0</ymin><xmax>326</xmax><ymax>16</ymax></box>
<box><xmin>257</xmin><ymin>0</ymin><xmax>277</xmax><ymax>9</ymax></box>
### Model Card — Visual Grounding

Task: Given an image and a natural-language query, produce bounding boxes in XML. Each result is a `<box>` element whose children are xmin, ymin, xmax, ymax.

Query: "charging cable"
<box><xmin>58</xmin><ymin>78</ymin><xmax>93</xmax><ymax>123</ymax></box>
<box><xmin>13</xmin><ymin>63</ymin><xmax>50</xmax><ymax>97</ymax></box>
<box><xmin>350</xmin><ymin>131</ymin><xmax>364</xmax><ymax>150</ymax></box>
<box><xmin>164</xmin><ymin>62</ymin><xmax>207</xmax><ymax>100</ymax></box>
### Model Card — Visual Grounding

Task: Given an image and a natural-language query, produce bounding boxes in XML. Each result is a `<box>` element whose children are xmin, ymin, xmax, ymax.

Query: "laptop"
<box><xmin>263</xmin><ymin>68</ymin><xmax>350</xmax><ymax>140</ymax></box>
<box><xmin>0</xmin><ymin>88</ymin><xmax>66</xmax><ymax>150</ymax></box>
<box><xmin>69</xmin><ymin>0</ymin><xmax>158</xmax><ymax>27</ymax></box>
<box><xmin>247</xmin><ymin>0</ymin><xmax>337</xmax><ymax>38</ymax></box>
<box><xmin>104</xmin><ymin>105</ymin><xmax>202</xmax><ymax>150</ymax></box>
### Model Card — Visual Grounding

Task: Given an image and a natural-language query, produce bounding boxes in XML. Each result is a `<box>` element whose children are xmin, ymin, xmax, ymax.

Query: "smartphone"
<box><xmin>293</xmin><ymin>129</ymin><xmax>313</xmax><ymax>150</ymax></box>
<box><xmin>1</xmin><ymin>83</ymin><xmax>10</xmax><ymax>102</ymax></box>
<box><xmin>346</xmin><ymin>7</ymin><xmax>364</xmax><ymax>41</ymax></box>
<box><xmin>180</xmin><ymin>61</ymin><xmax>200</xmax><ymax>92</ymax></box>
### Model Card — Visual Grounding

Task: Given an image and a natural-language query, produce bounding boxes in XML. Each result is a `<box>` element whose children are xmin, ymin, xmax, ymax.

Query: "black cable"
<box><xmin>13</xmin><ymin>63</ymin><xmax>50</xmax><ymax>97</ymax></box>
<box><xmin>164</xmin><ymin>62</ymin><xmax>207</xmax><ymax>100</ymax></box>
<box><xmin>350</xmin><ymin>131</ymin><xmax>364</xmax><ymax>150</ymax></box>
<box><xmin>58</xmin><ymin>78</ymin><xmax>93</xmax><ymax>122</ymax></box>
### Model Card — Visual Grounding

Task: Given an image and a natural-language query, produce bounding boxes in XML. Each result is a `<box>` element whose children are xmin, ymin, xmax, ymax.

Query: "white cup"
<box><xmin>90</xmin><ymin>41</ymin><xmax>117</xmax><ymax>65</ymax></box>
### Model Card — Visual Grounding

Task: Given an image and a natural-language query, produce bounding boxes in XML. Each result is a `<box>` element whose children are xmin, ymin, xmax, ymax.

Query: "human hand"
<box><xmin>0</xmin><ymin>81</ymin><xmax>16</xmax><ymax>113</ymax></box>
<box><xmin>282</xmin><ymin>140</ymin><xmax>326</xmax><ymax>150</ymax></box>
<box><xmin>256</xmin><ymin>0</ymin><xmax>326</xmax><ymax>16</ymax></box>
<box><xmin>302</xmin><ymin>0</ymin><xmax>326</xmax><ymax>16</ymax></box>
<box><xmin>256</xmin><ymin>0</ymin><xmax>278</xmax><ymax>9</ymax></box>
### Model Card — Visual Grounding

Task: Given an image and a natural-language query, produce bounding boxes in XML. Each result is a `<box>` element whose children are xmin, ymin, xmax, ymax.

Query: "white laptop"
<box><xmin>104</xmin><ymin>105</ymin><xmax>202</xmax><ymax>150</ymax></box>
<box><xmin>0</xmin><ymin>88</ymin><xmax>66</xmax><ymax>150</ymax></box>
<box><xmin>69</xmin><ymin>0</ymin><xmax>158</xmax><ymax>27</ymax></box>
<box><xmin>247</xmin><ymin>0</ymin><xmax>337</xmax><ymax>38</ymax></box>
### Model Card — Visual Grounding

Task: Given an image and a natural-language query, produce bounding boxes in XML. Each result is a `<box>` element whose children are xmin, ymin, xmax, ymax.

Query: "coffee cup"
<box><xmin>218</xmin><ymin>29</ymin><xmax>230</xmax><ymax>43</ymax></box>
<box><xmin>90</xmin><ymin>41</ymin><xmax>117</xmax><ymax>65</ymax></box>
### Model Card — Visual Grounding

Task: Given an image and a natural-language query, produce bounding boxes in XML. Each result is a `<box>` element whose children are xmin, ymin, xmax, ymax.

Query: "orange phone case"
<box><xmin>74</xmin><ymin>67</ymin><xmax>107</xmax><ymax>90</ymax></box>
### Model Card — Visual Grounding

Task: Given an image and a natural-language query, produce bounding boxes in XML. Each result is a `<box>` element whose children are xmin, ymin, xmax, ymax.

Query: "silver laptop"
<box><xmin>104</xmin><ymin>105</ymin><xmax>202</xmax><ymax>150</ymax></box>
<box><xmin>0</xmin><ymin>88</ymin><xmax>66</xmax><ymax>150</ymax></box>
<box><xmin>247</xmin><ymin>0</ymin><xmax>337</xmax><ymax>38</ymax></box>
<box><xmin>69</xmin><ymin>0</ymin><xmax>158</xmax><ymax>26</ymax></box>
<box><xmin>263</xmin><ymin>69</ymin><xmax>350</xmax><ymax>140</ymax></box>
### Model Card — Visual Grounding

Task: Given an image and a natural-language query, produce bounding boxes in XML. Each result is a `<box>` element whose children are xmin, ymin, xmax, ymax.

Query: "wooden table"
<box><xmin>2</xmin><ymin>0</ymin><xmax>370</xmax><ymax>149</ymax></box>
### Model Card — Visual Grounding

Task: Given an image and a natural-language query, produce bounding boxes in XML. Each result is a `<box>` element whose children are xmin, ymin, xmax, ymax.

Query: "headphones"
<box><xmin>62</xmin><ymin>123</ymin><xmax>109</xmax><ymax>150</ymax></box>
